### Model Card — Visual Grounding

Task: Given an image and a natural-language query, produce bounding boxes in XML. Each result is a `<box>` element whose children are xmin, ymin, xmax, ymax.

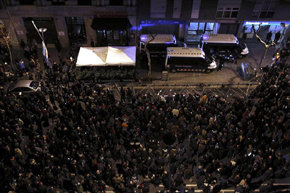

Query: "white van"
<box><xmin>201</xmin><ymin>34</ymin><xmax>249</xmax><ymax>59</ymax></box>
<box><xmin>165</xmin><ymin>47</ymin><xmax>217</xmax><ymax>72</ymax></box>
<box><xmin>139</xmin><ymin>34</ymin><xmax>178</xmax><ymax>57</ymax></box>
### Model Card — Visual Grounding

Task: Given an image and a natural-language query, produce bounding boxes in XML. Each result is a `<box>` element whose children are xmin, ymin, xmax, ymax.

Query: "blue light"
<box><xmin>131</xmin><ymin>20</ymin><xmax>186</xmax><ymax>31</ymax></box>
<box><xmin>130</xmin><ymin>26</ymin><xmax>141</xmax><ymax>30</ymax></box>
<box><xmin>244</xmin><ymin>21</ymin><xmax>290</xmax><ymax>26</ymax></box>
<box><xmin>203</xmin><ymin>35</ymin><xmax>209</xmax><ymax>40</ymax></box>
<box><xmin>140</xmin><ymin>35</ymin><xmax>147</xmax><ymax>41</ymax></box>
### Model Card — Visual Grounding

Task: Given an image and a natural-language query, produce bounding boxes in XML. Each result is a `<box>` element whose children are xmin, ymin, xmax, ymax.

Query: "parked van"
<box><xmin>201</xmin><ymin>34</ymin><xmax>249</xmax><ymax>60</ymax></box>
<box><xmin>165</xmin><ymin>47</ymin><xmax>217</xmax><ymax>72</ymax></box>
<box><xmin>139</xmin><ymin>34</ymin><xmax>178</xmax><ymax>57</ymax></box>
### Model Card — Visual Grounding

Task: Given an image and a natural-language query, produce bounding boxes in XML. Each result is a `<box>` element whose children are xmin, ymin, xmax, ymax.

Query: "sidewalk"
<box><xmin>241</xmin><ymin>38</ymin><xmax>278</xmax><ymax>69</ymax></box>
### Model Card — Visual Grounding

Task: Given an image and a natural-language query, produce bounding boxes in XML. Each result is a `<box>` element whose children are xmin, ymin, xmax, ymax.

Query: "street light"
<box><xmin>39</xmin><ymin>28</ymin><xmax>47</xmax><ymax>39</ymax></box>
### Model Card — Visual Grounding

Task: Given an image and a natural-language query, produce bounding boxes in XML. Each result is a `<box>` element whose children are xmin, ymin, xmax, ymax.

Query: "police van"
<box><xmin>165</xmin><ymin>47</ymin><xmax>217</xmax><ymax>72</ymax></box>
<box><xmin>139</xmin><ymin>34</ymin><xmax>178</xmax><ymax>57</ymax></box>
<box><xmin>201</xmin><ymin>34</ymin><xmax>249</xmax><ymax>60</ymax></box>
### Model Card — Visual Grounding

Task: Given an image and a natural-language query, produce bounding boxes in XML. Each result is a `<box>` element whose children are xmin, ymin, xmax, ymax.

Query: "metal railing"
<box><xmin>112</xmin><ymin>83</ymin><xmax>259</xmax><ymax>102</ymax></box>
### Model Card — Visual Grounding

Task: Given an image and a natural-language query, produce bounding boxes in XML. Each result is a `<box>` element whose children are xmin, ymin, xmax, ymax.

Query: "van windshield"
<box><xmin>239</xmin><ymin>42</ymin><xmax>246</xmax><ymax>49</ymax></box>
<box><xmin>30</xmin><ymin>81</ymin><xmax>39</xmax><ymax>89</ymax></box>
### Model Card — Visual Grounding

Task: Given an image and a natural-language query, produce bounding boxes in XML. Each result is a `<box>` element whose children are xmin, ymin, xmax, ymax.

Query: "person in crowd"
<box><xmin>266</xmin><ymin>31</ymin><xmax>272</xmax><ymax>44</ymax></box>
<box><xmin>217</xmin><ymin>57</ymin><xmax>225</xmax><ymax>71</ymax></box>
<box><xmin>274</xmin><ymin>31</ymin><xmax>281</xmax><ymax>44</ymax></box>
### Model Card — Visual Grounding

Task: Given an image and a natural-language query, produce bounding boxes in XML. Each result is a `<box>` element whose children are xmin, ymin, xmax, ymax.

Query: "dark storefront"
<box><xmin>218</xmin><ymin>23</ymin><xmax>240</xmax><ymax>34</ymax></box>
<box><xmin>65</xmin><ymin>17</ymin><xmax>87</xmax><ymax>45</ymax></box>
<box><xmin>91</xmin><ymin>18</ymin><xmax>131</xmax><ymax>46</ymax></box>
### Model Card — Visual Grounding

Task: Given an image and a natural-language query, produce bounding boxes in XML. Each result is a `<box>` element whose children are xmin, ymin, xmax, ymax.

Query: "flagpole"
<box><xmin>31</xmin><ymin>20</ymin><xmax>49</xmax><ymax>70</ymax></box>
<box><xmin>31</xmin><ymin>21</ymin><xmax>44</xmax><ymax>42</ymax></box>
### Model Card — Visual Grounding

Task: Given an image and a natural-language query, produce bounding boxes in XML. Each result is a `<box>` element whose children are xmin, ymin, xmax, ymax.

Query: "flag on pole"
<box><xmin>42</xmin><ymin>41</ymin><xmax>49</xmax><ymax>63</ymax></box>
<box><xmin>32</xmin><ymin>21</ymin><xmax>49</xmax><ymax>63</ymax></box>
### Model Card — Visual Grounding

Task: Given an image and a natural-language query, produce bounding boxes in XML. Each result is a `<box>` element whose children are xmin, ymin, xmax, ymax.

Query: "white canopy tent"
<box><xmin>76</xmin><ymin>46</ymin><xmax>136</xmax><ymax>67</ymax></box>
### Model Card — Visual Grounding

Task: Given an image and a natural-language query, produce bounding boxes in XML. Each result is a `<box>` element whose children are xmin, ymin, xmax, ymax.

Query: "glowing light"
<box><xmin>244</xmin><ymin>21</ymin><xmax>290</xmax><ymax>26</ymax></box>
<box><xmin>203</xmin><ymin>35</ymin><xmax>209</xmax><ymax>40</ymax></box>
<box><xmin>245</xmin><ymin>22</ymin><xmax>269</xmax><ymax>25</ymax></box>
<box><xmin>140</xmin><ymin>35</ymin><xmax>147</xmax><ymax>41</ymax></box>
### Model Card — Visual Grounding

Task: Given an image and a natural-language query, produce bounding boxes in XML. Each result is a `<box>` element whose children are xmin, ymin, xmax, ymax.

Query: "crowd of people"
<box><xmin>76</xmin><ymin>66</ymin><xmax>136</xmax><ymax>82</ymax></box>
<box><xmin>0</xmin><ymin>39</ymin><xmax>289</xmax><ymax>193</ymax></box>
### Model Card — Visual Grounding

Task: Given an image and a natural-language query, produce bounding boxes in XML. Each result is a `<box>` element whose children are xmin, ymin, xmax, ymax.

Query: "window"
<box><xmin>78</xmin><ymin>0</ymin><xmax>91</xmax><ymax>5</ymax></box>
<box><xmin>231</xmin><ymin>8</ymin><xmax>239</xmax><ymax>18</ymax></box>
<box><xmin>216</xmin><ymin>7</ymin><xmax>239</xmax><ymax>18</ymax></box>
<box><xmin>206</xmin><ymin>23</ymin><xmax>214</xmax><ymax>31</ymax></box>
<box><xmin>231</xmin><ymin>11</ymin><xmax>238</xmax><ymax>18</ymax></box>
<box><xmin>252</xmin><ymin>0</ymin><xmax>277</xmax><ymax>18</ymax></box>
<box><xmin>110</xmin><ymin>0</ymin><xmax>123</xmax><ymax>6</ymax></box>
<box><xmin>188</xmin><ymin>22</ymin><xmax>216</xmax><ymax>36</ymax></box>
<box><xmin>223</xmin><ymin>11</ymin><xmax>231</xmax><ymax>18</ymax></box>
<box><xmin>198</xmin><ymin>23</ymin><xmax>205</xmax><ymax>31</ymax></box>
<box><xmin>19</xmin><ymin>0</ymin><xmax>35</xmax><ymax>5</ymax></box>
<box><xmin>188</xmin><ymin>22</ymin><xmax>198</xmax><ymax>31</ymax></box>
<box><xmin>30</xmin><ymin>81</ymin><xmax>39</xmax><ymax>89</ymax></box>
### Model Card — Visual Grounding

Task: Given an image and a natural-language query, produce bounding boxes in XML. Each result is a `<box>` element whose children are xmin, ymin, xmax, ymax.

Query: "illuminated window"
<box><xmin>188</xmin><ymin>22</ymin><xmax>216</xmax><ymax>35</ymax></box>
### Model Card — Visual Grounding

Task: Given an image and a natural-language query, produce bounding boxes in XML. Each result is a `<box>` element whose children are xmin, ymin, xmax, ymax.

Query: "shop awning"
<box><xmin>91</xmin><ymin>18</ymin><xmax>132</xmax><ymax>30</ymax></box>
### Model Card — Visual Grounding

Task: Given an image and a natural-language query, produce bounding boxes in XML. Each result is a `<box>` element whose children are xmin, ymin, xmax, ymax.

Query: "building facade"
<box><xmin>137</xmin><ymin>0</ymin><xmax>290</xmax><ymax>44</ymax></box>
<box><xmin>0</xmin><ymin>0</ymin><xmax>289</xmax><ymax>48</ymax></box>
<box><xmin>0</xmin><ymin>0</ymin><xmax>137</xmax><ymax>47</ymax></box>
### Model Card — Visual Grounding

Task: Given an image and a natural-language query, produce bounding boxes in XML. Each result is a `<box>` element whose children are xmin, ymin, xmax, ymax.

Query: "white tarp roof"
<box><xmin>203</xmin><ymin>34</ymin><xmax>238</xmax><ymax>44</ymax></box>
<box><xmin>76</xmin><ymin>46</ymin><xmax>136</xmax><ymax>67</ymax></box>
<box><xmin>140</xmin><ymin>34</ymin><xmax>176</xmax><ymax>44</ymax></box>
<box><xmin>167</xmin><ymin>47</ymin><xmax>205</xmax><ymax>58</ymax></box>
